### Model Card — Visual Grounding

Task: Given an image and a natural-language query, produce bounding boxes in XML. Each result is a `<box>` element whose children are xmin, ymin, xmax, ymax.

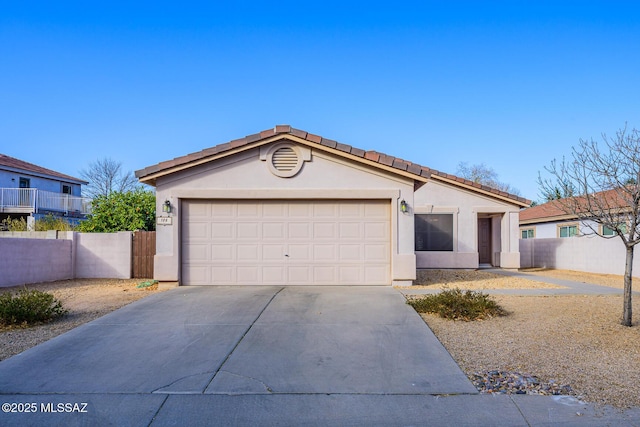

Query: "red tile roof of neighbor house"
<box><xmin>135</xmin><ymin>125</ymin><xmax>530</xmax><ymax>206</ymax></box>
<box><xmin>520</xmin><ymin>188</ymin><xmax>632</xmax><ymax>223</ymax></box>
<box><xmin>0</xmin><ymin>154</ymin><xmax>87</xmax><ymax>184</ymax></box>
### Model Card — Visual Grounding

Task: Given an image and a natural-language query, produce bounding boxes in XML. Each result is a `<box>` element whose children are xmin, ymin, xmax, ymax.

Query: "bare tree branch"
<box><xmin>538</xmin><ymin>124</ymin><xmax>640</xmax><ymax>326</ymax></box>
<box><xmin>80</xmin><ymin>158</ymin><xmax>140</xmax><ymax>198</ymax></box>
<box><xmin>456</xmin><ymin>162</ymin><xmax>521</xmax><ymax>196</ymax></box>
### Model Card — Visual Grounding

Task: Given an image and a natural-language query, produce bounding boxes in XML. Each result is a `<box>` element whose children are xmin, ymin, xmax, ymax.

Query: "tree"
<box><xmin>77</xmin><ymin>189</ymin><xmax>155</xmax><ymax>232</ymax></box>
<box><xmin>538</xmin><ymin>125</ymin><xmax>640</xmax><ymax>327</ymax></box>
<box><xmin>456</xmin><ymin>162</ymin><xmax>521</xmax><ymax>195</ymax></box>
<box><xmin>80</xmin><ymin>158</ymin><xmax>139</xmax><ymax>198</ymax></box>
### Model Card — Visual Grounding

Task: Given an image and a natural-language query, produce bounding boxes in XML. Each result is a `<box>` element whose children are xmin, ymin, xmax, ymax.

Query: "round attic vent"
<box><xmin>272</xmin><ymin>147</ymin><xmax>298</xmax><ymax>171</ymax></box>
<box><xmin>267</xmin><ymin>144</ymin><xmax>303</xmax><ymax>177</ymax></box>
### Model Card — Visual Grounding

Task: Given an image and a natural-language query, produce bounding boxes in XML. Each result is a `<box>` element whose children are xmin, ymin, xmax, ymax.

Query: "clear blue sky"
<box><xmin>2</xmin><ymin>1</ymin><xmax>639</xmax><ymax>202</ymax></box>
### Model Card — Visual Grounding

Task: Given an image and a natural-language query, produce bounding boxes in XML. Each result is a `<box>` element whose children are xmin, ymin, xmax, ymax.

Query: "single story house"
<box><xmin>0</xmin><ymin>154</ymin><xmax>91</xmax><ymax>225</ymax></box>
<box><xmin>519</xmin><ymin>188</ymin><xmax>627</xmax><ymax>239</ymax></box>
<box><xmin>136</xmin><ymin>125</ymin><xmax>529</xmax><ymax>286</ymax></box>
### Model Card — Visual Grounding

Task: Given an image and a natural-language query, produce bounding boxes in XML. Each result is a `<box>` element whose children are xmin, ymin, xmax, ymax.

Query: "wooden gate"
<box><xmin>132</xmin><ymin>231</ymin><xmax>156</xmax><ymax>278</ymax></box>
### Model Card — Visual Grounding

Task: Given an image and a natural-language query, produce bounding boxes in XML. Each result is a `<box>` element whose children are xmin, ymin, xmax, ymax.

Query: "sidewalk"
<box><xmin>397</xmin><ymin>268</ymin><xmax>639</xmax><ymax>296</ymax></box>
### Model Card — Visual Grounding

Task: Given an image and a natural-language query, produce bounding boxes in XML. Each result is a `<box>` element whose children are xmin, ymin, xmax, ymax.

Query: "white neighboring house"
<box><xmin>519</xmin><ymin>189</ymin><xmax>625</xmax><ymax>239</ymax></box>
<box><xmin>136</xmin><ymin>125</ymin><xmax>530</xmax><ymax>286</ymax></box>
<box><xmin>0</xmin><ymin>154</ymin><xmax>91</xmax><ymax>227</ymax></box>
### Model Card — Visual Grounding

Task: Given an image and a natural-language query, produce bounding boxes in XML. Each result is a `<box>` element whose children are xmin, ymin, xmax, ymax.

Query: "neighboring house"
<box><xmin>0</xmin><ymin>154</ymin><xmax>91</xmax><ymax>225</ymax></box>
<box><xmin>519</xmin><ymin>189</ymin><xmax>626</xmax><ymax>239</ymax></box>
<box><xmin>136</xmin><ymin>125</ymin><xmax>529</xmax><ymax>286</ymax></box>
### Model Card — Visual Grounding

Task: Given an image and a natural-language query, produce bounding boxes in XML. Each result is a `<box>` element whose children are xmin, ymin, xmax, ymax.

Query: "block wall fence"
<box><xmin>0</xmin><ymin>231</ymin><xmax>132</xmax><ymax>288</ymax></box>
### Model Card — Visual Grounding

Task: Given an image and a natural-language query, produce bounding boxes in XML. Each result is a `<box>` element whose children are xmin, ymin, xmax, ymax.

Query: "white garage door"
<box><xmin>181</xmin><ymin>200</ymin><xmax>391</xmax><ymax>285</ymax></box>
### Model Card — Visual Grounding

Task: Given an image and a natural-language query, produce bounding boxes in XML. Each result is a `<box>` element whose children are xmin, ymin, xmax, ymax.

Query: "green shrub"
<box><xmin>0</xmin><ymin>289</ymin><xmax>68</xmax><ymax>326</ymax></box>
<box><xmin>407</xmin><ymin>287</ymin><xmax>507</xmax><ymax>321</ymax></box>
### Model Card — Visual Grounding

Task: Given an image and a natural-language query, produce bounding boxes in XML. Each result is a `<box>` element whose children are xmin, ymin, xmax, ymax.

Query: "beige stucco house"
<box><xmin>136</xmin><ymin>125</ymin><xmax>529</xmax><ymax>286</ymax></box>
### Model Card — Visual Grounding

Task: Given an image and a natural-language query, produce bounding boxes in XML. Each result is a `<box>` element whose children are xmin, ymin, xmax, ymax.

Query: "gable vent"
<box><xmin>272</xmin><ymin>147</ymin><xmax>299</xmax><ymax>171</ymax></box>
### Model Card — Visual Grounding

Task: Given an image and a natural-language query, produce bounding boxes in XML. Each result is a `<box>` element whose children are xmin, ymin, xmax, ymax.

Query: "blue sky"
<box><xmin>2</xmin><ymin>1</ymin><xmax>639</xmax><ymax>202</ymax></box>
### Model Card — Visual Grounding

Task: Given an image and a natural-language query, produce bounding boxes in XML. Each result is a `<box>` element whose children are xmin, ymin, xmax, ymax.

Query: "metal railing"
<box><xmin>0</xmin><ymin>188</ymin><xmax>91</xmax><ymax>215</ymax></box>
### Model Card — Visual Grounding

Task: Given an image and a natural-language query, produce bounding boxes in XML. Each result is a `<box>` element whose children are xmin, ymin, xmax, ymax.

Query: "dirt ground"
<box><xmin>1</xmin><ymin>270</ymin><xmax>639</xmax><ymax>409</ymax></box>
<box><xmin>403</xmin><ymin>269</ymin><xmax>640</xmax><ymax>409</ymax></box>
<box><xmin>0</xmin><ymin>279</ymin><xmax>168</xmax><ymax>361</ymax></box>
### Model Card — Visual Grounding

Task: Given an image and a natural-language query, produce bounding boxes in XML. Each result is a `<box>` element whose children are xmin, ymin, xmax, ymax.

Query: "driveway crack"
<box><xmin>204</xmin><ymin>287</ymin><xmax>284</xmax><ymax>392</ymax></box>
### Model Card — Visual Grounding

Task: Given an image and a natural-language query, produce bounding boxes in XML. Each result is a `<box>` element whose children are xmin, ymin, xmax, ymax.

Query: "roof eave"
<box><xmin>136</xmin><ymin>134</ymin><xmax>429</xmax><ymax>186</ymax></box>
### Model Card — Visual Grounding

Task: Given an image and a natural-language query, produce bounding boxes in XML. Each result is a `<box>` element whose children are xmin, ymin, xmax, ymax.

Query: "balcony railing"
<box><xmin>0</xmin><ymin>188</ymin><xmax>91</xmax><ymax>216</ymax></box>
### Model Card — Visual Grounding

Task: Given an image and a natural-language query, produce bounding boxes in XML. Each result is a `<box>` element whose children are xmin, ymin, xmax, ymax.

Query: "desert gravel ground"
<box><xmin>405</xmin><ymin>269</ymin><xmax>640</xmax><ymax>409</ymax></box>
<box><xmin>1</xmin><ymin>271</ymin><xmax>639</xmax><ymax>409</ymax></box>
<box><xmin>0</xmin><ymin>279</ymin><xmax>167</xmax><ymax>361</ymax></box>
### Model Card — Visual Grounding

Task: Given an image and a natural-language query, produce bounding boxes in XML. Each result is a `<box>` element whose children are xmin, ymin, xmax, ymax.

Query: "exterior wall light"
<box><xmin>162</xmin><ymin>200</ymin><xmax>171</xmax><ymax>213</ymax></box>
<box><xmin>400</xmin><ymin>199</ymin><xmax>408</xmax><ymax>213</ymax></box>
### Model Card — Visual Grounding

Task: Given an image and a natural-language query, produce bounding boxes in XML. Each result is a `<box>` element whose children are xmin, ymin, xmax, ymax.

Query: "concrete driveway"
<box><xmin>1</xmin><ymin>285</ymin><xmax>633</xmax><ymax>426</ymax></box>
<box><xmin>0</xmin><ymin>286</ymin><xmax>478</xmax><ymax>425</ymax></box>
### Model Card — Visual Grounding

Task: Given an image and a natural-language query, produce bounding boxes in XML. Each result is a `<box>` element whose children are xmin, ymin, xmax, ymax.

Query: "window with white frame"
<box><xmin>602</xmin><ymin>223</ymin><xmax>627</xmax><ymax>236</ymax></box>
<box><xmin>558</xmin><ymin>223</ymin><xmax>578</xmax><ymax>238</ymax></box>
<box><xmin>520</xmin><ymin>228</ymin><xmax>535</xmax><ymax>239</ymax></box>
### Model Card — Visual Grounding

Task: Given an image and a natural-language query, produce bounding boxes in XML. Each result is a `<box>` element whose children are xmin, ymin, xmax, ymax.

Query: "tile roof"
<box><xmin>135</xmin><ymin>125</ymin><xmax>530</xmax><ymax>206</ymax></box>
<box><xmin>0</xmin><ymin>154</ymin><xmax>87</xmax><ymax>184</ymax></box>
<box><xmin>520</xmin><ymin>188</ymin><xmax>631</xmax><ymax>223</ymax></box>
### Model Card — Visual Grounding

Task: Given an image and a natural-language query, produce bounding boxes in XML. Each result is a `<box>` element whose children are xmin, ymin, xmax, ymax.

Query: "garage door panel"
<box><xmin>237</xmin><ymin>245</ymin><xmax>260</xmax><ymax>261</ymax></box>
<box><xmin>313</xmin><ymin>244</ymin><xmax>335</xmax><ymax>260</ymax></box>
<box><xmin>263</xmin><ymin>244</ymin><xmax>285</xmax><ymax>260</ymax></box>
<box><xmin>211</xmin><ymin>244</ymin><xmax>233</xmax><ymax>260</ymax></box>
<box><xmin>211</xmin><ymin>266</ymin><xmax>234</xmax><ymax>282</ymax></box>
<box><xmin>364</xmin><ymin>222</ymin><xmax>388</xmax><ymax>238</ymax></box>
<box><xmin>313</xmin><ymin>266</ymin><xmax>335</xmax><ymax>283</ymax></box>
<box><xmin>212</xmin><ymin>223</ymin><xmax>234</xmax><ymax>238</ymax></box>
<box><xmin>236</xmin><ymin>267</ymin><xmax>259</xmax><ymax>283</ymax></box>
<box><xmin>365</xmin><ymin>244</ymin><xmax>388</xmax><ymax>261</ymax></box>
<box><xmin>339</xmin><ymin>245</ymin><xmax>361</xmax><ymax>260</ymax></box>
<box><xmin>183</xmin><ymin>244</ymin><xmax>209</xmax><ymax>261</ymax></box>
<box><xmin>288</xmin><ymin>244</ymin><xmax>310</xmax><ymax>260</ymax></box>
<box><xmin>313</xmin><ymin>223</ymin><xmax>336</xmax><ymax>238</ymax></box>
<box><xmin>288</xmin><ymin>266</ymin><xmax>310</xmax><ymax>283</ymax></box>
<box><xmin>237</xmin><ymin>203</ymin><xmax>260</xmax><ymax>217</ymax></box>
<box><xmin>183</xmin><ymin>222</ymin><xmax>209</xmax><ymax>240</ymax></box>
<box><xmin>183</xmin><ymin>265</ymin><xmax>210</xmax><ymax>285</ymax></box>
<box><xmin>339</xmin><ymin>223</ymin><xmax>361</xmax><ymax>238</ymax></box>
<box><xmin>237</xmin><ymin>223</ymin><xmax>260</xmax><ymax>239</ymax></box>
<box><xmin>263</xmin><ymin>222</ymin><xmax>285</xmax><ymax>239</ymax></box>
<box><xmin>182</xmin><ymin>200</ymin><xmax>390</xmax><ymax>285</ymax></box>
<box><xmin>263</xmin><ymin>266</ymin><xmax>285</xmax><ymax>283</ymax></box>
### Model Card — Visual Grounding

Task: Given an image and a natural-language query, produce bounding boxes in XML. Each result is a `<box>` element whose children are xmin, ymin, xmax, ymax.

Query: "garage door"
<box><xmin>181</xmin><ymin>200</ymin><xmax>390</xmax><ymax>285</ymax></box>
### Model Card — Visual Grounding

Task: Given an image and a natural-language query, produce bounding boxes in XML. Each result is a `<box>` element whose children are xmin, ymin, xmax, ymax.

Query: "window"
<box><xmin>19</xmin><ymin>177</ymin><xmax>30</xmax><ymax>188</ymax></box>
<box><xmin>558</xmin><ymin>224</ymin><xmax>578</xmax><ymax>238</ymax></box>
<box><xmin>415</xmin><ymin>214</ymin><xmax>453</xmax><ymax>251</ymax></box>
<box><xmin>521</xmin><ymin>228</ymin><xmax>535</xmax><ymax>239</ymax></box>
<box><xmin>62</xmin><ymin>184</ymin><xmax>72</xmax><ymax>194</ymax></box>
<box><xmin>602</xmin><ymin>224</ymin><xmax>627</xmax><ymax>236</ymax></box>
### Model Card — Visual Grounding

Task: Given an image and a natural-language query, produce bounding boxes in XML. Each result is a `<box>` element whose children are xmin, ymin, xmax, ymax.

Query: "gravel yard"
<box><xmin>0</xmin><ymin>279</ymin><xmax>168</xmax><ymax>361</ymax></box>
<box><xmin>405</xmin><ymin>269</ymin><xmax>640</xmax><ymax>409</ymax></box>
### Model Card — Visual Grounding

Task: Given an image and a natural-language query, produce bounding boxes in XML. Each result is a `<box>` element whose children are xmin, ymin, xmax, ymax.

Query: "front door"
<box><xmin>478</xmin><ymin>218</ymin><xmax>492</xmax><ymax>265</ymax></box>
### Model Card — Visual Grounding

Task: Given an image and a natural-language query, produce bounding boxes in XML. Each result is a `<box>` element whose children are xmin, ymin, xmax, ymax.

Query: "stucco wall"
<box><xmin>154</xmin><ymin>144</ymin><xmax>417</xmax><ymax>283</ymax></box>
<box><xmin>520</xmin><ymin>236</ymin><xmax>639</xmax><ymax>276</ymax></box>
<box><xmin>413</xmin><ymin>180</ymin><xmax>522</xmax><ymax>269</ymax></box>
<box><xmin>0</xmin><ymin>238</ymin><xmax>73</xmax><ymax>287</ymax></box>
<box><xmin>75</xmin><ymin>232</ymin><xmax>132</xmax><ymax>279</ymax></box>
<box><xmin>0</xmin><ymin>232</ymin><xmax>133</xmax><ymax>287</ymax></box>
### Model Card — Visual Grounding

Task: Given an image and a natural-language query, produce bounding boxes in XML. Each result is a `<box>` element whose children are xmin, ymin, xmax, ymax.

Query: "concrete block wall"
<box><xmin>0</xmin><ymin>238</ymin><xmax>73</xmax><ymax>287</ymax></box>
<box><xmin>520</xmin><ymin>236</ymin><xmax>640</xmax><ymax>276</ymax></box>
<box><xmin>74</xmin><ymin>232</ymin><xmax>132</xmax><ymax>279</ymax></box>
<box><xmin>0</xmin><ymin>231</ymin><xmax>133</xmax><ymax>287</ymax></box>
